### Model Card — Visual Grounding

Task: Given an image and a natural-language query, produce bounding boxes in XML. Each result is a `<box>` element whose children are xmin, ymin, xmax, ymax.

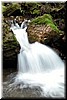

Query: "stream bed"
<box><xmin>3</xmin><ymin>68</ymin><xmax>44</xmax><ymax>98</ymax></box>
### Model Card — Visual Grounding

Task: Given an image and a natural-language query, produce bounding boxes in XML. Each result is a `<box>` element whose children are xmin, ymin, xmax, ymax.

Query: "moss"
<box><xmin>42</xmin><ymin>14</ymin><xmax>52</xmax><ymax>21</ymax></box>
<box><xmin>2</xmin><ymin>5</ymin><xmax>7</xmax><ymax>12</ymax></box>
<box><xmin>51</xmin><ymin>5</ymin><xmax>64</xmax><ymax>12</ymax></box>
<box><xmin>48</xmin><ymin>23</ymin><xmax>59</xmax><ymax>32</ymax></box>
<box><xmin>13</xmin><ymin>34</ymin><xmax>19</xmax><ymax>45</ymax></box>
<box><xmin>32</xmin><ymin>9</ymin><xmax>40</xmax><ymax>15</ymax></box>
<box><xmin>31</xmin><ymin>14</ymin><xmax>60</xmax><ymax>32</ymax></box>
<box><xmin>31</xmin><ymin>14</ymin><xmax>52</xmax><ymax>24</ymax></box>
<box><xmin>2</xmin><ymin>3</ymin><xmax>21</xmax><ymax>16</ymax></box>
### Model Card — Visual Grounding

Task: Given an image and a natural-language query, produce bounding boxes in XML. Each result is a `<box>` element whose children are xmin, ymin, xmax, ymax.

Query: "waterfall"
<box><xmin>10</xmin><ymin>20</ymin><xmax>65</xmax><ymax>98</ymax></box>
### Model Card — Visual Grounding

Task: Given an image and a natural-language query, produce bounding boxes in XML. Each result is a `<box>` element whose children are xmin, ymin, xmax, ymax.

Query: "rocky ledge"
<box><xmin>3</xmin><ymin>15</ymin><xmax>66</xmax><ymax>68</ymax></box>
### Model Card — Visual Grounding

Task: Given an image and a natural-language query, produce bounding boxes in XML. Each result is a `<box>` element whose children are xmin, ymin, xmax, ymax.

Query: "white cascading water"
<box><xmin>10</xmin><ymin>20</ymin><xmax>65</xmax><ymax>98</ymax></box>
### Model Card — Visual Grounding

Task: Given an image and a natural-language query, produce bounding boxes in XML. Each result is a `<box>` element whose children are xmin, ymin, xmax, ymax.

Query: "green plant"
<box><xmin>31</xmin><ymin>14</ymin><xmax>60</xmax><ymax>32</ymax></box>
<box><xmin>32</xmin><ymin>9</ymin><xmax>40</xmax><ymax>15</ymax></box>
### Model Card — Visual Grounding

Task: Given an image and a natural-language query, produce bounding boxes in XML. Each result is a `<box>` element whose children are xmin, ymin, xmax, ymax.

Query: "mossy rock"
<box><xmin>27</xmin><ymin>24</ymin><xmax>63</xmax><ymax>44</ymax></box>
<box><xmin>30</xmin><ymin>14</ymin><xmax>60</xmax><ymax>33</ymax></box>
<box><xmin>3</xmin><ymin>17</ymin><xmax>20</xmax><ymax>68</ymax></box>
<box><xmin>2</xmin><ymin>3</ymin><xmax>21</xmax><ymax>16</ymax></box>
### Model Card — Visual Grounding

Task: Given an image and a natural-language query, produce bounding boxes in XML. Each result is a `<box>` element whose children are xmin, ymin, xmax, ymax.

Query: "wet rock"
<box><xmin>3</xmin><ymin>71</ymin><xmax>43</xmax><ymax>98</ymax></box>
<box><xmin>2</xmin><ymin>3</ymin><xmax>21</xmax><ymax>16</ymax></box>
<box><xmin>27</xmin><ymin>24</ymin><xmax>66</xmax><ymax>59</ymax></box>
<box><xmin>3</xmin><ymin>17</ymin><xmax>20</xmax><ymax>68</ymax></box>
<box><xmin>27</xmin><ymin>24</ymin><xmax>61</xmax><ymax>44</ymax></box>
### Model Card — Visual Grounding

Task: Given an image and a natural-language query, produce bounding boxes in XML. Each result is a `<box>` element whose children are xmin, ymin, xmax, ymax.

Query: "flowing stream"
<box><xmin>3</xmin><ymin>20</ymin><xmax>65</xmax><ymax>98</ymax></box>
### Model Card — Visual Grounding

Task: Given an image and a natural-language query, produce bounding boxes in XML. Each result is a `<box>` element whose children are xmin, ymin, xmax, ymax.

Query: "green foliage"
<box><xmin>31</xmin><ymin>14</ymin><xmax>60</xmax><ymax>32</ymax></box>
<box><xmin>2</xmin><ymin>3</ymin><xmax>21</xmax><ymax>16</ymax></box>
<box><xmin>10</xmin><ymin>3</ymin><xmax>20</xmax><ymax>9</ymax></box>
<box><xmin>32</xmin><ymin>9</ymin><xmax>40</xmax><ymax>15</ymax></box>
<box><xmin>2</xmin><ymin>5</ymin><xmax>7</xmax><ymax>12</ymax></box>
<box><xmin>21</xmin><ymin>2</ymin><xmax>41</xmax><ymax>16</ymax></box>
